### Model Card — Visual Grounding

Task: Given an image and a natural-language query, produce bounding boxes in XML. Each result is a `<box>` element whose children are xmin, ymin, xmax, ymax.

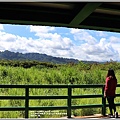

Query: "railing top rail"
<box><xmin>0</xmin><ymin>84</ymin><xmax>120</xmax><ymax>88</ymax></box>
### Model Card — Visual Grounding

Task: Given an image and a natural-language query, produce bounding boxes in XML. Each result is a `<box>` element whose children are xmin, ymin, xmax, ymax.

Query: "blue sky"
<box><xmin>0</xmin><ymin>24</ymin><xmax>120</xmax><ymax>62</ymax></box>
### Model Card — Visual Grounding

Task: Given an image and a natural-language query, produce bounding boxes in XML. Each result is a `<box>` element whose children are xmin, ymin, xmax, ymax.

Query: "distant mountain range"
<box><xmin>0</xmin><ymin>50</ymin><xmax>80</xmax><ymax>64</ymax></box>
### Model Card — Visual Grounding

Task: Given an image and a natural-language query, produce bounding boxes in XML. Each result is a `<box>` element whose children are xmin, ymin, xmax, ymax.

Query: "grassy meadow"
<box><xmin>0</xmin><ymin>60</ymin><xmax>120</xmax><ymax>118</ymax></box>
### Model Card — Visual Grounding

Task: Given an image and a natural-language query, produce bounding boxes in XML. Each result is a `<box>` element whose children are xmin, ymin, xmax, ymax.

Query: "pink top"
<box><xmin>104</xmin><ymin>76</ymin><xmax>117</xmax><ymax>97</ymax></box>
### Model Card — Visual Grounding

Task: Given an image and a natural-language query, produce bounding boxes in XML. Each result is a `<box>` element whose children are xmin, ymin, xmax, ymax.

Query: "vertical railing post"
<box><xmin>67</xmin><ymin>85</ymin><xmax>72</xmax><ymax>118</ymax></box>
<box><xmin>25</xmin><ymin>86</ymin><xmax>29</xmax><ymax>118</ymax></box>
<box><xmin>102</xmin><ymin>85</ymin><xmax>106</xmax><ymax>116</ymax></box>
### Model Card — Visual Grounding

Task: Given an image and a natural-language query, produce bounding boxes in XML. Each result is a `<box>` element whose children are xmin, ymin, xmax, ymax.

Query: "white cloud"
<box><xmin>96</xmin><ymin>31</ymin><xmax>107</xmax><ymax>37</ymax></box>
<box><xmin>69</xmin><ymin>28</ymin><xmax>120</xmax><ymax>61</ymax></box>
<box><xmin>30</xmin><ymin>25</ymin><xmax>55</xmax><ymax>33</ymax></box>
<box><xmin>30</xmin><ymin>25</ymin><xmax>56</xmax><ymax>39</ymax></box>
<box><xmin>99</xmin><ymin>38</ymin><xmax>106</xmax><ymax>46</ymax></box>
<box><xmin>29</xmin><ymin>25</ymin><xmax>74</xmax><ymax>51</ymax></box>
<box><xmin>0</xmin><ymin>25</ymin><xmax>74</xmax><ymax>59</ymax></box>
<box><xmin>0</xmin><ymin>24</ymin><xmax>4</xmax><ymax>31</ymax></box>
<box><xmin>0</xmin><ymin>31</ymin><xmax>16</xmax><ymax>42</ymax></box>
<box><xmin>70</xmin><ymin>28</ymin><xmax>81</xmax><ymax>34</ymax></box>
<box><xmin>109</xmin><ymin>36</ymin><xmax>120</xmax><ymax>43</ymax></box>
<box><xmin>70</xmin><ymin>28</ymin><xmax>97</xmax><ymax>45</ymax></box>
<box><xmin>0</xmin><ymin>24</ymin><xmax>120</xmax><ymax>62</ymax></box>
<box><xmin>78</xmin><ymin>37</ymin><xmax>120</xmax><ymax>61</ymax></box>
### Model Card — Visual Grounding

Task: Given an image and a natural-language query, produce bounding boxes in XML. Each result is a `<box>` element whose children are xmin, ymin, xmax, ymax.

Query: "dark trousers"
<box><xmin>107</xmin><ymin>96</ymin><xmax>116</xmax><ymax>115</ymax></box>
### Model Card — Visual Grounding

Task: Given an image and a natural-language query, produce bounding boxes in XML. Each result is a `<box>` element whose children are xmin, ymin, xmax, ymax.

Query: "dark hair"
<box><xmin>106</xmin><ymin>69</ymin><xmax>116</xmax><ymax>79</ymax></box>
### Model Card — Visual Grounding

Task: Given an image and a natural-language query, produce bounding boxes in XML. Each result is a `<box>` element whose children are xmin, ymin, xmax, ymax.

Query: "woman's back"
<box><xmin>105</xmin><ymin>76</ymin><xmax>117</xmax><ymax>97</ymax></box>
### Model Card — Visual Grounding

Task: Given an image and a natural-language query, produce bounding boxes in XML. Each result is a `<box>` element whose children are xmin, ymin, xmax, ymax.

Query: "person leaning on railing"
<box><xmin>104</xmin><ymin>69</ymin><xmax>118</xmax><ymax>118</ymax></box>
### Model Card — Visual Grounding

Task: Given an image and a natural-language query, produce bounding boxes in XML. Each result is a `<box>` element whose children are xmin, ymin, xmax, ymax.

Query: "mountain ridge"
<box><xmin>0</xmin><ymin>50</ymin><xmax>79</xmax><ymax>64</ymax></box>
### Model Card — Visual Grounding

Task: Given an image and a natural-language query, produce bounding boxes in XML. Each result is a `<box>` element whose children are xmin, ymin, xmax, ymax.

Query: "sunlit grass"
<box><xmin>0</xmin><ymin>61</ymin><xmax>120</xmax><ymax>118</ymax></box>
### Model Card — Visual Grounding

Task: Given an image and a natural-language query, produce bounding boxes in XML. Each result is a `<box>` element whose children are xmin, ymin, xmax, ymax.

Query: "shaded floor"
<box><xmin>60</xmin><ymin>114</ymin><xmax>120</xmax><ymax>119</ymax></box>
<box><xmin>2</xmin><ymin>114</ymin><xmax>119</xmax><ymax>120</ymax></box>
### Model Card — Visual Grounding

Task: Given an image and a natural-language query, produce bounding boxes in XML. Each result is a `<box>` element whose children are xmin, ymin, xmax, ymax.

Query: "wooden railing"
<box><xmin>0</xmin><ymin>84</ymin><xmax>120</xmax><ymax>118</ymax></box>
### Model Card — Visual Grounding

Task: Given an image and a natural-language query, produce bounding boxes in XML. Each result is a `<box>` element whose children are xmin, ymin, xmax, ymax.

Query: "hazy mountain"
<box><xmin>0</xmin><ymin>50</ymin><xmax>79</xmax><ymax>64</ymax></box>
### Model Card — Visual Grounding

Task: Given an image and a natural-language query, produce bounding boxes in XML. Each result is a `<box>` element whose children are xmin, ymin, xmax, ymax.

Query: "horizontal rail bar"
<box><xmin>1</xmin><ymin>104</ymin><xmax>120</xmax><ymax>111</ymax></box>
<box><xmin>0</xmin><ymin>95</ymin><xmax>68</xmax><ymax>100</ymax></box>
<box><xmin>0</xmin><ymin>94</ymin><xmax>119</xmax><ymax>100</ymax></box>
<box><xmin>29</xmin><ymin>96</ymin><xmax>68</xmax><ymax>99</ymax></box>
<box><xmin>0</xmin><ymin>95</ymin><xmax>104</xmax><ymax>99</ymax></box>
<box><xmin>103</xmin><ymin>103</ymin><xmax>120</xmax><ymax>107</ymax></box>
<box><xmin>0</xmin><ymin>107</ymin><xmax>25</xmax><ymax>111</ymax></box>
<box><xmin>72</xmin><ymin>94</ymin><xmax>102</xmax><ymax>98</ymax></box>
<box><xmin>0</xmin><ymin>85</ymin><xmax>69</xmax><ymax>88</ymax></box>
<box><xmin>1</xmin><ymin>94</ymin><xmax>118</xmax><ymax>99</ymax></box>
<box><xmin>29</xmin><ymin>106</ymin><xmax>67</xmax><ymax>110</ymax></box>
<box><xmin>71</xmin><ymin>84</ymin><xmax>104</xmax><ymax>88</ymax></box>
<box><xmin>72</xmin><ymin>104</ymin><xmax>103</xmax><ymax>109</ymax></box>
<box><xmin>115</xmin><ymin>94</ymin><xmax>120</xmax><ymax>97</ymax></box>
<box><xmin>0</xmin><ymin>85</ymin><xmax>26</xmax><ymax>88</ymax></box>
<box><xmin>28</xmin><ymin>85</ymin><xmax>69</xmax><ymax>88</ymax></box>
<box><xmin>0</xmin><ymin>84</ymin><xmax>119</xmax><ymax>88</ymax></box>
<box><xmin>0</xmin><ymin>96</ymin><xmax>25</xmax><ymax>99</ymax></box>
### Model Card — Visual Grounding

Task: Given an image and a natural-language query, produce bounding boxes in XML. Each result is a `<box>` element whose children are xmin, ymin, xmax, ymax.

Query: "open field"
<box><xmin>0</xmin><ymin>60</ymin><xmax>120</xmax><ymax>118</ymax></box>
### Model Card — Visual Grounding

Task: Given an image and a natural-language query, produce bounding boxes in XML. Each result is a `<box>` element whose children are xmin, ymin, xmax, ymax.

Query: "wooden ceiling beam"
<box><xmin>70</xmin><ymin>3</ymin><xmax>102</xmax><ymax>25</ymax></box>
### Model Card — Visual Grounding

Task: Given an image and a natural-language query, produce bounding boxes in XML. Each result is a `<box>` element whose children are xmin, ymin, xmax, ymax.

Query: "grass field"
<box><xmin>0</xmin><ymin>60</ymin><xmax>120</xmax><ymax>118</ymax></box>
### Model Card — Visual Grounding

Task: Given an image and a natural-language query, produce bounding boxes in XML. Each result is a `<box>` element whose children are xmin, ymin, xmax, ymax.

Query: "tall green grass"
<box><xmin>0</xmin><ymin>61</ymin><xmax>120</xmax><ymax>118</ymax></box>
